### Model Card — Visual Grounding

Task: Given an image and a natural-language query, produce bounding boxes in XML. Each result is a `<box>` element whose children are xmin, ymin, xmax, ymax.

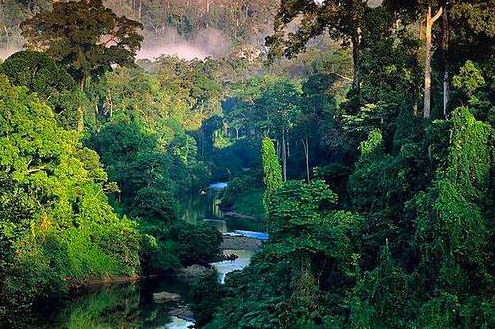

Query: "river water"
<box><xmin>20</xmin><ymin>183</ymin><xmax>264</xmax><ymax>329</ymax></box>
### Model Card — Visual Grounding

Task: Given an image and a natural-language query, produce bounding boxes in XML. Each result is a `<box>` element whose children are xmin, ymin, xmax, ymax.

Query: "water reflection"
<box><xmin>25</xmin><ymin>279</ymin><xmax>194</xmax><ymax>329</ymax></box>
<box><xmin>20</xmin><ymin>183</ymin><xmax>262</xmax><ymax>329</ymax></box>
<box><xmin>180</xmin><ymin>188</ymin><xmax>224</xmax><ymax>225</ymax></box>
<box><xmin>179</xmin><ymin>184</ymin><xmax>264</xmax><ymax>233</ymax></box>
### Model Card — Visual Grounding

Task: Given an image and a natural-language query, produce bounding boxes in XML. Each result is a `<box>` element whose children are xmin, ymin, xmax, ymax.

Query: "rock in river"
<box><xmin>176</xmin><ymin>264</ymin><xmax>215</xmax><ymax>281</ymax></box>
<box><xmin>152</xmin><ymin>291</ymin><xmax>181</xmax><ymax>303</ymax></box>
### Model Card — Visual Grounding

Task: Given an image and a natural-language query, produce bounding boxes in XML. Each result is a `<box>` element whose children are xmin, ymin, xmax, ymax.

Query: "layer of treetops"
<box><xmin>1</xmin><ymin>0</ymin><xmax>495</xmax><ymax>328</ymax></box>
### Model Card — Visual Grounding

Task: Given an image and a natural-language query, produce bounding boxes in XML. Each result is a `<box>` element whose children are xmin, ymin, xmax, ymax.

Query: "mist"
<box><xmin>137</xmin><ymin>27</ymin><xmax>232</xmax><ymax>61</ymax></box>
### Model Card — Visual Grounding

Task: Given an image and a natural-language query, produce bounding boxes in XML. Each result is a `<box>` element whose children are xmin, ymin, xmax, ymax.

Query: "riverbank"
<box><xmin>175</xmin><ymin>234</ymin><xmax>264</xmax><ymax>281</ymax></box>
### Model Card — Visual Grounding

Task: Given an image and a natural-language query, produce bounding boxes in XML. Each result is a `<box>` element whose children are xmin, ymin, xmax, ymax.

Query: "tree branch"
<box><xmin>432</xmin><ymin>7</ymin><xmax>443</xmax><ymax>24</ymax></box>
<box><xmin>333</xmin><ymin>73</ymin><xmax>353</xmax><ymax>82</ymax></box>
<box><xmin>27</xmin><ymin>166</ymin><xmax>47</xmax><ymax>174</ymax></box>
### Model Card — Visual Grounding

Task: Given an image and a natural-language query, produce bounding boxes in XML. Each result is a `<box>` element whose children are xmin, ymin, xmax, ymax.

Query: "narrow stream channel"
<box><xmin>22</xmin><ymin>183</ymin><xmax>265</xmax><ymax>329</ymax></box>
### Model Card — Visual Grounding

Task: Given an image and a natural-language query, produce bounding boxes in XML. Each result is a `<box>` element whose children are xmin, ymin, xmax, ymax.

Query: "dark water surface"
<box><xmin>179</xmin><ymin>183</ymin><xmax>264</xmax><ymax>232</ymax></box>
<box><xmin>18</xmin><ymin>183</ymin><xmax>263</xmax><ymax>329</ymax></box>
<box><xmin>28</xmin><ymin>278</ymin><xmax>194</xmax><ymax>329</ymax></box>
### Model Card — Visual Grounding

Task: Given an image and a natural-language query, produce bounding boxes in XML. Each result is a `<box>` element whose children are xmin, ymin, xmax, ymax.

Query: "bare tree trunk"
<box><xmin>281</xmin><ymin>128</ymin><xmax>287</xmax><ymax>181</ymax></box>
<box><xmin>107</xmin><ymin>91</ymin><xmax>113</xmax><ymax>117</ymax></box>
<box><xmin>351</xmin><ymin>28</ymin><xmax>361</xmax><ymax>104</ymax></box>
<box><xmin>414</xmin><ymin>19</ymin><xmax>425</xmax><ymax>116</ymax></box>
<box><xmin>77</xmin><ymin>107</ymin><xmax>84</xmax><ymax>132</ymax></box>
<box><xmin>442</xmin><ymin>6</ymin><xmax>450</xmax><ymax>118</ymax></box>
<box><xmin>77</xmin><ymin>78</ymin><xmax>86</xmax><ymax>132</ymax></box>
<box><xmin>423</xmin><ymin>5</ymin><xmax>443</xmax><ymax>119</ymax></box>
<box><xmin>302</xmin><ymin>138</ymin><xmax>310</xmax><ymax>183</ymax></box>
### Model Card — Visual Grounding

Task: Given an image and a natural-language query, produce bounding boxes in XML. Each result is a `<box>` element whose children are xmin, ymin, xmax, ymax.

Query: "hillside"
<box><xmin>0</xmin><ymin>0</ymin><xmax>279</xmax><ymax>59</ymax></box>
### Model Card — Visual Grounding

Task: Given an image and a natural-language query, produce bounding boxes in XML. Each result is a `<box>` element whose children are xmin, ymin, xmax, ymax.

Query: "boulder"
<box><xmin>152</xmin><ymin>291</ymin><xmax>181</xmax><ymax>303</ymax></box>
<box><xmin>176</xmin><ymin>264</ymin><xmax>215</xmax><ymax>281</ymax></box>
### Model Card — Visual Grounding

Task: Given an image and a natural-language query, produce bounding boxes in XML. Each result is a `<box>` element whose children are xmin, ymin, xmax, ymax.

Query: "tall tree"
<box><xmin>257</xmin><ymin>78</ymin><xmax>302</xmax><ymax>181</ymax></box>
<box><xmin>267</xmin><ymin>0</ymin><xmax>368</xmax><ymax>104</ymax></box>
<box><xmin>0</xmin><ymin>50</ymin><xmax>75</xmax><ymax>99</ymax></box>
<box><xmin>384</xmin><ymin>0</ymin><xmax>456</xmax><ymax>118</ymax></box>
<box><xmin>21</xmin><ymin>0</ymin><xmax>143</xmax><ymax>131</ymax></box>
<box><xmin>423</xmin><ymin>2</ymin><xmax>444</xmax><ymax>118</ymax></box>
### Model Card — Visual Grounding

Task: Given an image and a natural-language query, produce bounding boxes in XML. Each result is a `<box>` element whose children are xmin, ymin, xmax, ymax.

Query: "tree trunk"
<box><xmin>423</xmin><ymin>5</ymin><xmax>443</xmax><ymax>119</ymax></box>
<box><xmin>77</xmin><ymin>77</ymin><xmax>86</xmax><ymax>132</ymax></box>
<box><xmin>414</xmin><ymin>19</ymin><xmax>425</xmax><ymax>116</ymax></box>
<box><xmin>302</xmin><ymin>138</ymin><xmax>310</xmax><ymax>183</ymax></box>
<box><xmin>351</xmin><ymin>29</ymin><xmax>361</xmax><ymax>104</ymax></box>
<box><xmin>441</xmin><ymin>6</ymin><xmax>450</xmax><ymax>118</ymax></box>
<box><xmin>77</xmin><ymin>107</ymin><xmax>84</xmax><ymax>132</ymax></box>
<box><xmin>281</xmin><ymin>128</ymin><xmax>287</xmax><ymax>181</ymax></box>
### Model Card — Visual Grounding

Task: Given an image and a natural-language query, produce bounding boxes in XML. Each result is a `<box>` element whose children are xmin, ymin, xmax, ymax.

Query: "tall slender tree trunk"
<box><xmin>351</xmin><ymin>28</ymin><xmax>361</xmax><ymax>105</ymax></box>
<box><xmin>77</xmin><ymin>107</ymin><xmax>84</xmax><ymax>132</ymax></box>
<box><xmin>423</xmin><ymin>5</ymin><xmax>443</xmax><ymax>119</ymax></box>
<box><xmin>441</xmin><ymin>6</ymin><xmax>450</xmax><ymax>118</ymax></box>
<box><xmin>414</xmin><ymin>19</ymin><xmax>425</xmax><ymax>116</ymax></box>
<box><xmin>302</xmin><ymin>138</ymin><xmax>310</xmax><ymax>183</ymax></box>
<box><xmin>281</xmin><ymin>128</ymin><xmax>287</xmax><ymax>181</ymax></box>
<box><xmin>77</xmin><ymin>77</ymin><xmax>86</xmax><ymax>133</ymax></box>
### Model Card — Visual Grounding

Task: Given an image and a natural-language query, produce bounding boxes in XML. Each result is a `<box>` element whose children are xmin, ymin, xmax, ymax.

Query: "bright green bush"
<box><xmin>0</xmin><ymin>76</ymin><xmax>141</xmax><ymax>325</ymax></box>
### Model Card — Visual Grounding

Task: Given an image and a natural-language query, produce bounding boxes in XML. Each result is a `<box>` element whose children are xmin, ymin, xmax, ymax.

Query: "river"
<box><xmin>19</xmin><ymin>183</ymin><xmax>265</xmax><ymax>329</ymax></box>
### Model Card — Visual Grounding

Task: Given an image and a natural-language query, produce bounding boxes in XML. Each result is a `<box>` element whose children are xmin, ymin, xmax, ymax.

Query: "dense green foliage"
<box><xmin>220</xmin><ymin>174</ymin><xmax>265</xmax><ymax>220</ymax></box>
<box><xmin>2</xmin><ymin>0</ymin><xmax>495</xmax><ymax>328</ymax></box>
<box><xmin>0</xmin><ymin>76</ymin><xmax>141</xmax><ymax>325</ymax></box>
<box><xmin>0</xmin><ymin>50</ymin><xmax>82</xmax><ymax>128</ymax></box>
<box><xmin>206</xmin><ymin>181</ymin><xmax>363</xmax><ymax>328</ymax></box>
<box><xmin>21</xmin><ymin>0</ymin><xmax>143</xmax><ymax>86</ymax></box>
<box><xmin>261</xmin><ymin>137</ymin><xmax>283</xmax><ymax>192</ymax></box>
<box><xmin>0</xmin><ymin>2</ymin><xmax>224</xmax><ymax>324</ymax></box>
<box><xmin>199</xmin><ymin>1</ymin><xmax>495</xmax><ymax>328</ymax></box>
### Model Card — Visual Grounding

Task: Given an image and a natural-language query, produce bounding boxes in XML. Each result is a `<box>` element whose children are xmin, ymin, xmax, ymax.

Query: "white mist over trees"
<box><xmin>0</xmin><ymin>0</ymin><xmax>278</xmax><ymax>60</ymax></box>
